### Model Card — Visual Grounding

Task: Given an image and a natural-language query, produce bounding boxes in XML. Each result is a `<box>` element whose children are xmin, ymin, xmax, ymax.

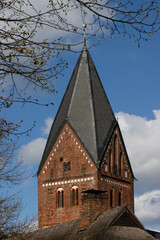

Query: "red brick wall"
<box><xmin>80</xmin><ymin>190</ymin><xmax>108</xmax><ymax>230</ymax></box>
<box><xmin>38</xmin><ymin>124</ymin><xmax>134</xmax><ymax>228</ymax></box>
<box><xmin>38</xmin><ymin>123</ymin><xmax>98</xmax><ymax>228</ymax></box>
<box><xmin>99</xmin><ymin>127</ymin><xmax>134</xmax><ymax>212</ymax></box>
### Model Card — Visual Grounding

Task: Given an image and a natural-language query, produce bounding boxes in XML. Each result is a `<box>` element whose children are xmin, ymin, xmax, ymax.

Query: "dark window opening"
<box><xmin>76</xmin><ymin>189</ymin><xmax>78</xmax><ymax>205</ymax></box>
<box><xmin>72</xmin><ymin>189</ymin><xmax>75</xmax><ymax>206</ymax></box>
<box><xmin>119</xmin><ymin>189</ymin><xmax>122</xmax><ymax>206</ymax></box>
<box><xmin>114</xmin><ymin>164</ymin><xmax>117</xmax><ymax>175</ymax></box>
<box><xmin>57</xmin><ymin>189</ymin><xmax>64</xmax><ymax>208</ymax></box>
<box><xmin>63</xmin><ymin>162</ymin><xmax>71</xmax><ymax>171</ymax></box>
<box><xmin>58</xmin><ymin>191</ymin><xmax>61</xmax><ymax>208</ymax></box>
<box><xmin>71</xmin><ymin>187</ymin><xmax>79</xmax><ymax>206</ymax></box>
<box><xmin>110</xmin><ymin>187</ymin><xmax>114</xmax><ymax>207</ymax></box>
<box><xmin>62</xmin><ymin>190</ymin><xmax>64</xmax><ymax>207</ymax></box>
<box><xmin>50</xmin><ymin>168</ymin><xmax>53</xmax><ymax>177</ymax></box>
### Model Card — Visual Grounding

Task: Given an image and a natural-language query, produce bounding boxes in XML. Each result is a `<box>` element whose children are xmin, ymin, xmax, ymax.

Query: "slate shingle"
<box><xmin>37</xmin><ymin>46</ymin><xmax>117</xmax><ymax>175</ymax></box>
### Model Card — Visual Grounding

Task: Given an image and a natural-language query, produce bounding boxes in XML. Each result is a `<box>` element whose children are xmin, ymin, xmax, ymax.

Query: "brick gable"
<box><xmin>38</xmin><ymin>123</ymin><xmax>98</xmax><ymax>228</ymax></box>
<box><xmin>99</xmin><ymin>126</ymin><xmax>134</xmax><ymax>212</ymax></box>
<box><xmin>38</xmin><ymin>123</ymin><xmax>134</xmax><ymax>228</ymax></box>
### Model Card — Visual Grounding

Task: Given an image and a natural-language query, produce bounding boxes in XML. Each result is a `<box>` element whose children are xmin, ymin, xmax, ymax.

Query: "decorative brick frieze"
<box><xmin>42</xmin><ymin>176</ymin><xmax>94</xmax><ymax>187</ymax></box>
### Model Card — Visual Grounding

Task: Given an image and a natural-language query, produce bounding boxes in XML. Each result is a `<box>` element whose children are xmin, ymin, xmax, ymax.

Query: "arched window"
<box><xmin>62</xmin><ymin>189</ymin><xmax>64</xmax><ymax>207</ymax></box>
<box><xmin>71</xmin><ymin>186</ymin><xmax>79</xmax><ymax>206</ymax></box>
<box><xmin>72</xmin><ymin>188</ymin><xmax>75</xmax><ymax>205</ymax></box>
<box><xmin>58</xmin><ymin>190</ymin><xmax>61</xmax><ymax>208</ymax></box>
<box><xmin>57</xmin><ymin>188</ymin><xmax>64</xmax><ymax>208</ymax></box>
<box><xmin>110</xmin><ymin>187</ymin><xmax>114</xmax><ymax>207</ymax></box>
<box><xmin>118</xmin><ymin>189</ymin><xmax>122</xmax><ymax>206</ymax></box>
<box><xmin>76</xmin><ymin>188</ymin><xmax>78</xmax><ymax>205</ymax></box>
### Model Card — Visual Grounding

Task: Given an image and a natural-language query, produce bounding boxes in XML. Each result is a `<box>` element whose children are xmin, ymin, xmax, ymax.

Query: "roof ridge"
<box><xmin>87</xmin><ymin>49</ymin><xmax>99</xmax><ymax>161</ymax></box>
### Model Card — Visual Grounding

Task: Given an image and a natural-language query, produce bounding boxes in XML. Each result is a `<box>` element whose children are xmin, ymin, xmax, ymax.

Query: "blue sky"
<box><xmin>4</xmin><ymin>28</ymin><xmax>160</xmax><ymax>231</ymax></box>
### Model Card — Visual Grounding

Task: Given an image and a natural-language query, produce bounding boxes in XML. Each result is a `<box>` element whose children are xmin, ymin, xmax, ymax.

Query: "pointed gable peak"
<box><xmin>108</xmin><ymin>205</ymin><xmax>144</xmax><ymax>229</ymax></box>
<box><xmin>37</xmin><ymin>47</ymin><xmax>117</xmax><ymax>175</ymax></box>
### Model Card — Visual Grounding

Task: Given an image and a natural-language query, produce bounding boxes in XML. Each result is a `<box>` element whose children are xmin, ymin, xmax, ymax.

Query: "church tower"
<box><xmin>37</xmin><ymin>45</ymin><xmax>134</xmax><ymax>229</ymax></box>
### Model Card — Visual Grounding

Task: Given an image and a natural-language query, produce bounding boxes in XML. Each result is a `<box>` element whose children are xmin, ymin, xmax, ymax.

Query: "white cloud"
<box><xmin>2</xmin><ymin>0</ymin><xmax>106</xmax><ymax>47</ymax></box>
<box><xmin>116</xmin><ymin>110</ymin><xmax>160</xmax><ymax>195</ymax></box>
<box><xmin>135</xmin><ymin>190</ymin><xmax>160</xmax><ymax>231</ymax></box>
<box><xmin>116</xmin><ymin>110</ymin><xmax>160</xmax><ymax>231</ymax></box>
<box><xmin>15</xmin><ymin>0</ymin><xmax>95</xmax><ymax>44</ymax></box>
<box><xmin>41</xmin><ymin>117</ymin><xmax>54</xmax><ymax>136</ymax></box>
<box><xmin>135</xmin><ymin>190</ymin><xmax>160</xmax><ymax>221</ymax></box>
<box><xmin>19</xmin><ymin>117</ymin><xmax>54</xmax><ymax>168</ymax></box>
<box><xmin>19</xmin><ymin>138</ymin><xmax>46</xmax><ymax>166</ymax></box>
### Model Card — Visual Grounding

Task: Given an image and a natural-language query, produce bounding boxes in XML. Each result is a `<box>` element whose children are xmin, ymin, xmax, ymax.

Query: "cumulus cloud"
<box><xmin>135</xmin><ymin>190</ymin><xmax>160</xmax><ymax>231</ymax></box>
<box><xmin>41</xmin><ymin>117</ymin><xmax>54</xmax><ymax>136</ymax></box>
<box><xmin>19</xmin><ymin>138</ymin><xmax>47</xmax><ymax>166</ymax></box>
<box><xmin>19</xmin><ymin>117</ymin><xmax>54</xmax><ymax>167</ymax></box>
<box><xmin>116</xmin><ymin>109</ymin><xmax>160</xmax><ymax>195</ymax></box>
<box><xmin>15</xmin><ymin>0</ymin><xmax>95</xmax><ymax>44</ymax></box>
<box><xmin>116</xmin><ymin>109</ymin><xmax>160</xmax><ymax>231</ymax></box>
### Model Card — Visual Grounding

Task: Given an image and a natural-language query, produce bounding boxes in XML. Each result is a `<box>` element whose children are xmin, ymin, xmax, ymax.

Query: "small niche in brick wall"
<box><xmin>63</xmin><ymin>161</ymin><xmax>71</xmax><ymax>171</ymax></box>
<box><xmin>81</xmin><ymin>164</ymin><xmax>86</xmax><ymax>173</ymax></box>
<box><xmin>50</xmin><ymin>169</ymin><xmax>53</xmax><ymax>178</ymax></box>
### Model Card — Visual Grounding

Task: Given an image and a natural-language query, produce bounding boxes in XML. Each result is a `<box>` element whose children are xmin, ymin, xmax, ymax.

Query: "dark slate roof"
<box><xmin>27</xmin><ymin>206</ymin><xmax>156</xmax><ymax>240</ymax></box>
<box><xmin>37</xmin><ymin>46</ymin><xmax>117</xmax><ymax>175</ymax></box>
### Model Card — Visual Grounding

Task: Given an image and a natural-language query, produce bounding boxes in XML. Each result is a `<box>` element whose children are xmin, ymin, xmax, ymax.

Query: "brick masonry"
<box><xmin>38</xmin><ymin>123</ymin><xmax>134</xmax><ymax>228</ymax></box>
<box><xmin>99</xmin><ymin>126</ymin><xmax>134</xmax><ymax>213</ymax></box>
<box><xmin>38</xmin><ymin>123</ymin><xmax>98</xmax><ymax>228</ymax></box>
<box><xmin>80</xmin><ymin>190</ymin><xmax>108</xmax><ymax>230</ymax></box>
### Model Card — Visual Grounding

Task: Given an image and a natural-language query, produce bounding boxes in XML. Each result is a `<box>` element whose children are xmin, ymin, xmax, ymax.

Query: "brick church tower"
<box><xmin>37</xmin><ymin>45</ymin><xmax>135</xmax><ymax>229</ymax></box>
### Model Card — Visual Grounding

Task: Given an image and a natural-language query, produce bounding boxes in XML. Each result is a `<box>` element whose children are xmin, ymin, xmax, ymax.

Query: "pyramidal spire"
<box><xmin>37</xmin><ymin>47</ymin><xmax>117</xmax><ymax>175</ymax></box>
